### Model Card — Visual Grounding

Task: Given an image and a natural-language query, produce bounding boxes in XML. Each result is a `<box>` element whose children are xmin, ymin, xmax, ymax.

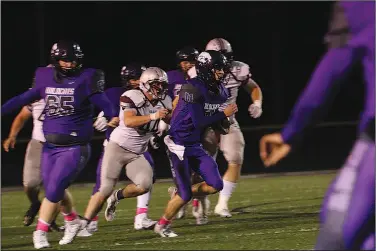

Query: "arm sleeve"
<box><xmin>87</xmin><ymin>69</ymin><xmax>106</xmax><ymax>96</ymax></box>
<box><xmin>89</xmin><ymin>93</ymin><xmax>117</xmax><ymax>119</ymax></box>
<box><xmin>180</xmin><ymin>84</ymin><xmax>226</xmax><ymax>129</ymax></box>
<box><xmin>87</xmin><ymin>69</ymin><xmax>116</xmax><ymax>119</ymax></box>
<box><xmin>281</xmin><ymin>46</ymin><xmax>358</xmax><ymax>144</ymax></box>
<box><xmin>2</xmin><ymin>88</ymin><xmax>42</xmax><ymax>116</ymax></box>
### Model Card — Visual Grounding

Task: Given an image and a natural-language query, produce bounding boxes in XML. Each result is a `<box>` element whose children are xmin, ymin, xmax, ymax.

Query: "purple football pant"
<box><xmin>315</xmin><ymin>133</ymin><xmax>375</xmax><ymax>250</ymax></box>
<box><xmin>42</xmin><ymin>143</ymin><xmax>91</xmax><ymax>203</ymax></box>
<box><xmin>168</xmin><ymin>145</ymin><xmax>223</xmax><ymax>202</ymax></box>
<box><xmin>92</xmin><ymin>148</ymin><xmax>156</xmax><ymax>195</ymax></box>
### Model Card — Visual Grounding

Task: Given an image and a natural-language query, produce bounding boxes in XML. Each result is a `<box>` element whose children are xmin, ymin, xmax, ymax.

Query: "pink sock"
<box><xmin>192</xmin><ymin>199</ymin><xmax>199</xmax><ymax>207</ymax></box>
<box><xmin>92</xmin><ymin>215</ymin><xmax>99</xmax><ymax>221</ymax></box>
<box><xmin>136</xmin><ymin>207</ymin><xmax>148</xmax><ymax>215</ymax></box>
<box><xmin>158</xmin><ymin>217</ymin><xmax>171</xmax><ymax>226</ymax></box>
<box><xmin>36</xmin><ymin>219</ymin><xmax>50</xmax><ymax>232</ymax></box>
<box><xmin>63</xmin><ymin>211</ymin><xmax>77</xmax><ymax>221</ymax></box>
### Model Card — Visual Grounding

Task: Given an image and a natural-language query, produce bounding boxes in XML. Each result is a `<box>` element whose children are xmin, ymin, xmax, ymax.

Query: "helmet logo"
<box><xmin>197</xmin><ymin>52</ymin><xmax>212</xmax><ymax>64</ymax></box>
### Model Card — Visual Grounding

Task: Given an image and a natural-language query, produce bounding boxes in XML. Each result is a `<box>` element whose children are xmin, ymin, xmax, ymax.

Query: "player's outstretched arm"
<box><xmin>3</xmin><ymin>106</ymin><xmax>32</xmax><ymax>152</ymax></box>
<box><xmin>1</xmin><ymin>88</ymin><xmax>42</xmax><ymax>116</ymax></box>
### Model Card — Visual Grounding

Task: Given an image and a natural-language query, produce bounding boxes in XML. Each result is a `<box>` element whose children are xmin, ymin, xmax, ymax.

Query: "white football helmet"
<box><xmin>139</xmin><ymin>67</ymin><xmax>168</xmax><ymax>100</ymax></box>
<box><xmin>205</xmin><ymin>38</ymin><xmax>233</xmax><ymax>61</ymax></box>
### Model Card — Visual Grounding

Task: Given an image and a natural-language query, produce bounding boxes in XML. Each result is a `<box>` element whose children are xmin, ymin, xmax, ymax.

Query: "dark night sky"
<box><xmin>1</xmin><ymin>1</ymin><xmax>364</xmax><ymax>138</ymax></box>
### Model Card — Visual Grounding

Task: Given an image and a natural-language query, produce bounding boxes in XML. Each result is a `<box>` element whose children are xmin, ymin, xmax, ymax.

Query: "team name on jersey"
<box><xmin>45</xmin><ymin>87</ymin><xmax>75</xmax><ymax>95</ymax></box>
<box><xmin>44</xmin><ymin>87</ymin><xmax>75</xmax><ymax>116</ymax></box>
<box><xmin>204</xmin><ymin>103</ymin><xmax>221</xmax><ymax>116</ymax></box>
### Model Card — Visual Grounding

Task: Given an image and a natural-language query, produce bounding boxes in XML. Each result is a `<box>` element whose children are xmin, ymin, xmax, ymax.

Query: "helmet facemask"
<box><xmin>51</xmin><ymin>42</ymin><xmax>84</xmax><ymax>78</ymax></box>
<box><xmin>141</xmin><ymin>80</ymin><xmax>168</xmax><ymax>101</ymax></box>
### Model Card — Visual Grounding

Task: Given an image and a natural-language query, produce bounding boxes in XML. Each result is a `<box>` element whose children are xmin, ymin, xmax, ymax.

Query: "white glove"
<box><xmin>157</xmin><ymin>120</ymin><xmax>170</xmax><ymax>136</ymax></box>
<box><xmin>248</xmin><ymin>100</ymin><xmax>262</xmax><ymax>118</ymax></box>
<box><xmin>93</xmin><ymin>112</ymin><xmax>108</xmax><ymax>132</ymax></box>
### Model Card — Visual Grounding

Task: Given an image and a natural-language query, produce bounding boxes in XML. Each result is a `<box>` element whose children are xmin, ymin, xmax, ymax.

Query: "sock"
<box><xmin>62</xmin><ymin>211</ymin><xmax>78</xmax><ymax>221</ymax></box>
<box><xmin>218</xmin><ymin>180</ymin><xmax>237</xmax><ymax>207</ymax></box>
<box><xmin>36</xmin><ymin>219</ymin><xmax>50</xmax><ymax>232</ymax></box>
<box><xmin>192</xmin><ymin>199</ymin><xmax>199</xmax><ymax>207</ymax></box>
<box><xmin>91</xmin><ymin>215</ymin><xmax>99</xmax><ymax>221</ymax></box>
<box><xmin>116</xmin><ymin>189</ymin><xmax>125</xmax><ymax>201</ymax></box>
<box><xmin>158</xmin><ymin>216</ymin><xmax>171</xmax><ymax>226</ymax></box>
<box><xmin>137</xmin><ymin>190</ymin><xmax>151</xmax><ymax>209</ymax></box>
<box><xmin>136</xmin><ymin>207</ymin><xmax>148</xmax><ymax>215</ymax></box>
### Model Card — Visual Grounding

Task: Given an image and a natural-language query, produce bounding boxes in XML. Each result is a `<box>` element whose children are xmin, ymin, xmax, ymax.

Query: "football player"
<box><xmin>2</xmin><ymin>44</ymin><xmax>65</xmax><ymax>232</ymax></box>
<box><xmin>198</xmin><ymin>38</ymin><xmax>263</xmax><ymax>218</ymax></box>
<box><xmin>154</xmin><ymin>50</ymin><xmax>238</xmax><ymax>237</ymax></box>
<box><xmin>2</xmin><ymin>40</ymin><xmax>118</xmax><ymax>249</ymax></box>
<box><xmin>78</xmin><ymin>63</ymin><xmax>158</xmax><ymax>235</ymax></box>
<box><xmin>259</xmin><ymin>2</ymin><xmax>374</xmax><ymax>250</ymax></box>
<box><xmin>166</xmin><ymin>47</ymin><xmax>210</xmax><ymax>222</ymax></box>
<box><xmin>78</xmin><ymin>67</ymin><xmax>172</xmax><ymax>237</ymax></box>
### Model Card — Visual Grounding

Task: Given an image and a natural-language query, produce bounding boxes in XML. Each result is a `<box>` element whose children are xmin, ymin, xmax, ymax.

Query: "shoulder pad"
<box><xmin>124</xmin><ymin>89</ymin><xmax>146</xmax><ymax>108</ymax></box>
<box><xmin>180</xmin><ymin>82</ymin><xmax>203</xmax><ymax>103</ymax></box>
<box><xmin>187</xmin><ymin>66</ymin><xmax>197</xmax><ymax>78</ymax></box>
<box><xmin>230</xmin><ymin>61</ymin><xmax>252</xmax><ymax>81</ymax></box>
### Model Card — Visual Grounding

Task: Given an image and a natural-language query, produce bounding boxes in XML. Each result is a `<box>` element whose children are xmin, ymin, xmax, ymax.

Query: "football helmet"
<box><xmin>120</xmin><ymin>63</ymin><xmax>147</xmax><ymax>89</ymax></box>
<box><xmin>205</xmin><ymin>38</ymin><xmax>233</xmax><ymax>62</ymax></box>
<box><xmin>139</xmin><ymin>67</ymin><xmax>168</xmax><ymax>100</ymax></box>
<box><xmin>50</xmin><ymin>40</ymin><xmax>84</xmax><ymax>77</ymax></box>
<box><xmin>196</xmin><ymin>50</ymin><xmax>229</xmax><ymax>89</ymax></box>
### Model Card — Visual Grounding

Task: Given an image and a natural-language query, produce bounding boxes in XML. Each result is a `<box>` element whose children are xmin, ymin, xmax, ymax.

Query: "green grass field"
<box><xmin>2</xmin><ymin>172</ymin><xmax>335</xmax><ymax>250</ymax></box>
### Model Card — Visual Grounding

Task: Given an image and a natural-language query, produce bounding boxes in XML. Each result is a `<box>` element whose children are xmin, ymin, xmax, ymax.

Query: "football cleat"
<box><xmin>214</xmin><ymin>205</ymin><xmax>232</xmax><ymax>218</ymax></box>
<box><xmin>24</xmin><ymin>202</ymin><xmax>41</xmax><ymax>226</ymax></box>
<box><xmin>33</xmin><ymin>230</ymin><xmax>50</xmax><ymax>249</ymax></box>
<box><xmin>134</xmin><ymin>213</ymin><xmax>157</xmax><ymax>230</ymax></box>
<box><xmin>59</xmin><ymin>219</ymin><xmax>82</xmax><ymax>245</ymax></box>
<box><xmin>154</xmin><ymin>223</ymin><xmax>178</xmax><ymax>238</ymax></box>
<box><xmin>105</xmin><ymin>189</ymin><xmax>121</xmax><ymax>221</ymax></box>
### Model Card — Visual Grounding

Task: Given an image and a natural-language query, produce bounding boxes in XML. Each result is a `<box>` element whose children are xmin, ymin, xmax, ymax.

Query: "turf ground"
<box><xmin>2</xmin><ymin>172</ymin><xmax>335</xmax><ymax>250</ymax></box>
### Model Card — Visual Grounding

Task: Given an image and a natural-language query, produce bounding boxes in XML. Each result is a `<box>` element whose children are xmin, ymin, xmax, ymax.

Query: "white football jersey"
<box><xmin>110</xmin><ymin>89</ymin><xmax>172</xmax><ymax>154</ymax></box>
<box><xmin>188</xmin><ymin>60</ymin><xmax>251</xmax><ymax>105</ymax></box>
<box><xmin>27</xmin><ymin>99</ymin><xmax>46</xmax><ymax>142</ymax></box>
<box><xmin>223</xmin><ymin>61</ymin><xmax>252</xmax><ymax>105</ymax></box>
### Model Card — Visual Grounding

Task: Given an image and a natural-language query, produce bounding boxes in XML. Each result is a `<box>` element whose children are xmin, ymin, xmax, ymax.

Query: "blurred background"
<box><xmin>1</xmin><ymin>2</ymin><xmax>364</xmax><ymax>186</ymax></box>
